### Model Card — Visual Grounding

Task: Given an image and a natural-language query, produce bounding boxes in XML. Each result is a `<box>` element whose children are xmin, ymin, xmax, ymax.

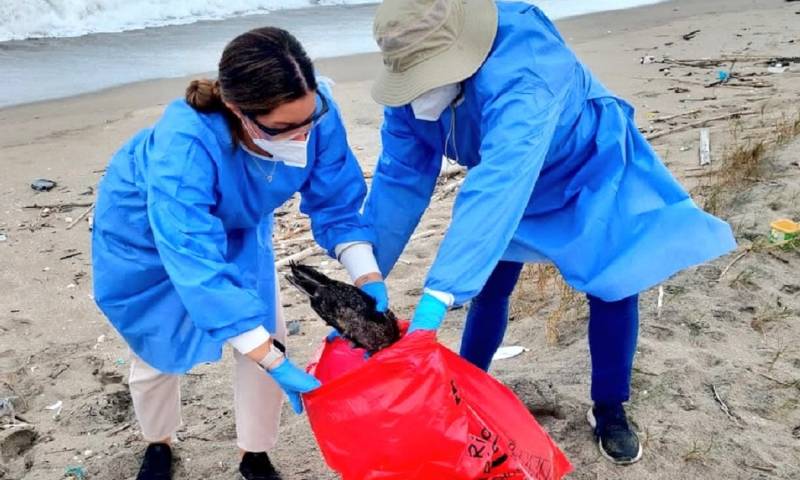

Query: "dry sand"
<box><xmin>1</xmin><ymin>0</ymin><xmax>799</xmax><ymax>478</ymax></box>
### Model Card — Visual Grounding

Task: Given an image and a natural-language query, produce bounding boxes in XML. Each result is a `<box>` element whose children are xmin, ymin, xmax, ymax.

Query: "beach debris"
<box><xmin>767</xmin><ymin>64</ymin><xmax>788</xmax><ymax>74</ymax></box>
<box><xmin>114</xmin><ymin>358</ymin><xmax>126</xmax><ymax>367</ymax></box>
<box><xmin>679</xmin><ymin>96</ymin><xmax>718</xmax><ymax>103</ymax></box>
<box><xmin>285</xmin><ymin>263</ymin><xmax>400</xmax><ymax>354</ymax></box>
<box><xmin>276</xmin><ymin>245</ymin><xmax>324</xmax><ymax>268</ymax></box>
<box><xmin>652</xmin><ymin>109</ymin><xmax>701</xmax><ymax>124</ymax></box>
<box><xmin>757</xmin><ymin>371</ymin><xmax>799</xmax><ymax>388</ymax></box>
<box><xmin>699</xmin><ymin>128</ymin><xmax>711</xmax><ymax>166</ymax></box>
<box><xmin>682</xmin><ymin>29</ymin><xmax>701</xmax><ymax>41</ymax></box>
<box><xmin>59</xmin><ymin>251</ymin><xmax>82</xmax><ymax>261</ymax></box>
<box><xmin>31</xmin><ymin>179</ymin><xmax>57</xmax><ymax>192</ymax></box>
<box><xmin>661</xmin><ymin>58</ymin><xmax>726</xmax><ymax>68</ymax></box>
<box><xmin>0</xmin><ymin>233</ymin><xmax>7</xmax><ymax>243</ymax></box>
<box><xmin>66</xmin><ymin>204</ymin><xmax>95</xmax><ymax>230</ymax></box>
<box><xmin>106</xmin><ymin>422</ymin><xmax>132</xmax><ymax>437</ymax></box>
<box><xmin>710</xmin><ymin>384</ymin><xmax>741</xmax><ymax>425</ymax></box>
<box><xmin>64</xmin><ymin>465</ymin><xmax>87</xmax><ymax>479</ymax></box>
<box><xmin>640</xmin><ymin>55</ymin><xmax>656</xmax><ymax>65</ymax></box>
<box><xmin>44</xmin><ymin>400</ymin><xmax>63</xmax><ymax>418</ymax></box>
<box><xmin>769</xmin><ymin>219</ymin><xmax>800</xmax><ymax>244</ymax></box>
<box><xmin>0</xmin><ymin>398</ymin><xmax>15</xmax><ymax>419</ymax></box>
<box><xmin>96</xmin><ymin>335</ymin><xmax>106</xmax><ymax>344</ymax></box>
<box><xmin>646</xmin><ymin>110</ymin><xmax>756</xmax><ymax>141</ymax></box>
<box><xmin>668</xmin><ymin>87</ymin><xmax>690</xmax><ymax>94</ymax></box>
<box><xmin>707</xmin><ymin>73</ymin><xmax>772</xmax><ymax>89</ymax></box>
<box><xmin>287</xmin><ymin>320</ymin><xmax>301</xmax><ymax>337</ymax></box>
<box><xmin>492</xmin><ymin>346</ymin><xmax>529</xmax><ymax>361</ymax></box>
<box><xmin>657</xmin><ymin>286</ymin><xmax>665</xmax><ymax>319</ymax></box>
<box><xmin>23</xmin><ymin>202</ymin><xmax>93</xmax><ymax>211</ymax></box>
<box><xmin>49</xmin><ymin>363</ymin><xmax>69</xmax><ymax>380</ymax></box>
<box><xmin>718</xmin><ymin>249</ymin><xmax>751</xmax><ymax>281</ymax></box>
<box><xmin>743</xmin><ymin>462</ymin><xmax>777</xmax><ymax>474</ymax></box>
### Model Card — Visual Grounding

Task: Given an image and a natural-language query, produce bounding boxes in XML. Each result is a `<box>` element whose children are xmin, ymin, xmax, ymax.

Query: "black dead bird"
<box><xmin>285</xmin><ymin>262</ymin><xmax>401</xmax><ymax>354</ymax></box>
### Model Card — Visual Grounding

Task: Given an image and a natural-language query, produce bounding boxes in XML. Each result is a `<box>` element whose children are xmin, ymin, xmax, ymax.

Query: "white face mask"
<box><xmin>411</xmin><ymin>83</ymin><xmax>461</xmax><ymax>121</ymax></box>
<box><xmin>251</xmin><ymin>136</ymin><xmax>309</xmax><ymax>169</ymax></box>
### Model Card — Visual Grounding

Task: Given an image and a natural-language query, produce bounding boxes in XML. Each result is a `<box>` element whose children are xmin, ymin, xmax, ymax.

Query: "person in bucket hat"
<box><xmin>363</xmin><ymin>0</ymin><xmax>736</xmax><ymax>465</ymax></box>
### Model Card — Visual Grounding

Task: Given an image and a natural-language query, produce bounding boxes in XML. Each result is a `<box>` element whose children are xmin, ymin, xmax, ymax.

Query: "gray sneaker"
<box><xmin>587</xmin><ymin>404</ymin><xmax>643</xmax><ymax>465</ymax></box>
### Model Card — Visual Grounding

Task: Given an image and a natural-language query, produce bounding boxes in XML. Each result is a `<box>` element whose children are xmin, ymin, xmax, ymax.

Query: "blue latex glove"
<box><xmin>360</xmin><ymin>280</ymin><xmax>389</xmax><ymax>312</ymax></box>
<box><xmin>408</xmin><ymin>293</ymin><xmax>448</xmax><ymax>333</ymax></box>
<box><xmin>266</xmin><ymin>359</ymin><xmax>321</xmax><ymax>414</ymax></box>
<box><xmin>326</xmin><ymin>329</ymin><xmax>341</xmax><ymax>342</ymax></box>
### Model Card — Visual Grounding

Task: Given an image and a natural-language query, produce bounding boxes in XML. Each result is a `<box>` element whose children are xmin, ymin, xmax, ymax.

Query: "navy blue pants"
<box><xmin>460</xmin><ymin>261</ymin><xmax>639</xmax><ymax>406</ymax></box>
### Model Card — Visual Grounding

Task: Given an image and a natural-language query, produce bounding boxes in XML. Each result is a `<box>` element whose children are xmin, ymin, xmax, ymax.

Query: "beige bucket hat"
<box><xmin>371</xmin><ymin>0</ymin><xmax>498</xmax><ymax>107</ymax></box>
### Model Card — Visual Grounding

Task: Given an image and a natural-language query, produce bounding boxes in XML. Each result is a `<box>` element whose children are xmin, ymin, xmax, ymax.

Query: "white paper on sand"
<box><xmin>492</xmin><ymin>346</ymin><xmax>530</xmax><ymax>361</ymax></box>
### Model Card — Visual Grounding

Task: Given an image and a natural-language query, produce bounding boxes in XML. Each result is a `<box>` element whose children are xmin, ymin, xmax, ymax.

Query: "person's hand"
<box><xmin>266</xmin><ymin>358</ymin><xmax>321</xmax><ymax>414</ymax></box>
<box><xmin>360</xmin><ymin>280</ymin><xmax>389</xmax><ymax>312</ymax></box>
<box><xmin>408</xmin><ymin>293</ymin><xmax>448</xmax><ymax>334</ymax></box>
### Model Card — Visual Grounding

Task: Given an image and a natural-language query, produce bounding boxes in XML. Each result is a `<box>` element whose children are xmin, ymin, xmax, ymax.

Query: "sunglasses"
<box><xmin>243</xmin><ymin>92</ymin><xmax>329</xmax><ymax>138</ymax></box>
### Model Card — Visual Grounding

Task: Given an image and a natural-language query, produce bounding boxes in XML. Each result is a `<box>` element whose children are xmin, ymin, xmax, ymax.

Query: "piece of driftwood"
<box><xmin>646</xmin><ymin>111</ymin><xmax>756</xmax><ymax>141</ymax></box>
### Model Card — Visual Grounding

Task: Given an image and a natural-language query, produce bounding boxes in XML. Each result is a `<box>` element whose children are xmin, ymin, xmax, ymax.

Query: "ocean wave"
<box><xmin>0</xmin><ymin>0</ymin><xmax>377</xmax><ymax>42</ymax></box>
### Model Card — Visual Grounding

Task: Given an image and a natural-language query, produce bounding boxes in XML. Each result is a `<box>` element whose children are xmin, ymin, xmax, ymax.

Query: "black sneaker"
<box><xmin>587</xmin><ymin>404</ymin><xmax>643</xmax><ymax>465</ymax></box>
<box><xmin>136</xmin><ymin>443</ymin><xmax>173</xmax><ymax>480</ymax></box>
<box><xmin>240</xmin><ymin>452</ymin><xmax>282</xmax><ymax>480</ymax></box>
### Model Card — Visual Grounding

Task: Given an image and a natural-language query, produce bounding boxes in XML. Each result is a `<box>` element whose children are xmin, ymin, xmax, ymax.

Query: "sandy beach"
<box><xmin>1</xmin><ymin>0</ymin><xmax>799</xmax><ymax>478</ymax></box>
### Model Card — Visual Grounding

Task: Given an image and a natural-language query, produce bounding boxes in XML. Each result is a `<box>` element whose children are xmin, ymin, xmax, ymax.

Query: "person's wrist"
<box><xmin>255</xmin><ymin>339</ymin><xmax>286</xmax><ymax>371</ymax></box>
<box><xmin>265</xmin><ymin>354</ymin><xmax>286</xmax><ymax>371</ymax></box>
<box><xmin>354</xmin><ymin>272</ymin><xmax>383</xmax><ymax>288</ymax></box>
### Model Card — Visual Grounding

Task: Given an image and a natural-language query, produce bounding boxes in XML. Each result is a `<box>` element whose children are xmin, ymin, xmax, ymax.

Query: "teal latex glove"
<box><xmin>360</xmin><ymin>280</ymin><xmax>389</xmax><ymax>312</ymax></box>
<box><xmin>266</xmin><ymin>359</ymin><xmax>321</xmax><ymax>414</ymax></box>
<box><xmin>408</xmin><ymin>293</ymin><xmax>448</xmax><ymax>333</ymax></box>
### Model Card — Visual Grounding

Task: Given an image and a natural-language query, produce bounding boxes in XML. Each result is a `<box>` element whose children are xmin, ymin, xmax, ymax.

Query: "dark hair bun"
<box><xmin>186</xmin><ymin>79</ymin><xmax>224</xmax><ymax>112</ymax></box>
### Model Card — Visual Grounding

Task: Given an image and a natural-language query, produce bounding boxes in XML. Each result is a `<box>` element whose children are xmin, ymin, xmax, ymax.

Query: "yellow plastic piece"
<box><xmin>769</xmin><ymin>219</ymin><xmax>800</xmax><ymax>243</ymax></box>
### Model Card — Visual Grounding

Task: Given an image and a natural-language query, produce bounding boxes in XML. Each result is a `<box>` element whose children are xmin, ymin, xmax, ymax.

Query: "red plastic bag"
<box><xmin>305</xmin><ymin>331</ymin><xmax>572</xmax><ymax>480</ymax></box>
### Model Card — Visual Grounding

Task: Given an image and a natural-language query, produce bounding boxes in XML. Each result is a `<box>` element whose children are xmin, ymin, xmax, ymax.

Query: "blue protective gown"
<box><xmin>364</xmin><ymin>2</ymin><xmax>736</xmax><ymax>306</ymax></box>
<box><xmin>92</xmin><ymin>85</ymin><xmax>373</xmax><ymax>374</ymax></box>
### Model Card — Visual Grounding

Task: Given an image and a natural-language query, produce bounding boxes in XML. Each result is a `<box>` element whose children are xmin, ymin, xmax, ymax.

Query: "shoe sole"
<box><xmin>586</xmin><ymin>408</ymin><xmax>643</xmax><ymax>466</ymax></box>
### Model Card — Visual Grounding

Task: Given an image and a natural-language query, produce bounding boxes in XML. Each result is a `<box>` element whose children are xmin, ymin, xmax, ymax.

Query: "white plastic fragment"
<box><xmin>45</xmin><ymin>400</ymin><xmax>63</xmax><ymax>417</ymax></box>
<box><xmin>492</xmin><ymin>346</ymin><xmax>529</xmax><ymax>361</ymax></box>
<box><xmin>699</xmin><ymin>128</ymin><xmax>711</xmax><ymax>166</ymax></box>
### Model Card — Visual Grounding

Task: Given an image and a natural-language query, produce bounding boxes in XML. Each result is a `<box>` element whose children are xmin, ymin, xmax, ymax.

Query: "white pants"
<box><xmin>128</xmin><ymin>299</ymin><xmax>287</xmax><ymax>452</ymax></box>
